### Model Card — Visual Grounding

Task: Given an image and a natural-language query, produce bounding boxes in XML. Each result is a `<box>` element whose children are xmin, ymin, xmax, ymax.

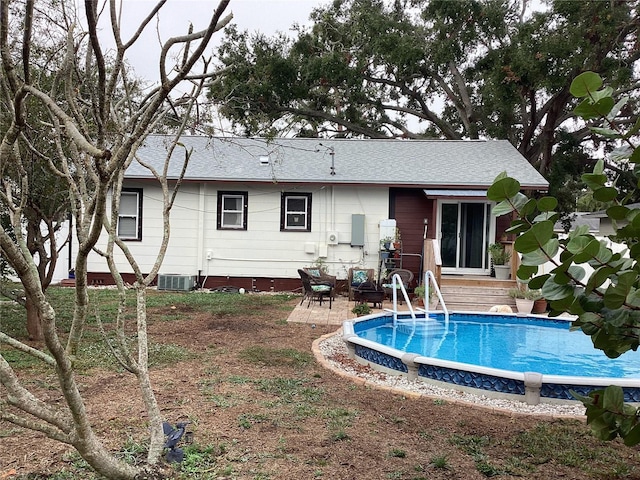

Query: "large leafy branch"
<box><xmin>212</xmin><ymin>0</ymin><xmax>639</xmax><ymax>181</ymax></box>
<box><xmin>488</xmin><ymin>71</ymin><xmax>640</xmax><ymax>446</ymax></box>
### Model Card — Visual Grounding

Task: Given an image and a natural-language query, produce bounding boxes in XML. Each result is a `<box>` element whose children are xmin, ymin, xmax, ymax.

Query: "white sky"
<box><xmin>106</xmin><ymin>0</ymin><xmax>325</xmax><ymax>82</ymax></box>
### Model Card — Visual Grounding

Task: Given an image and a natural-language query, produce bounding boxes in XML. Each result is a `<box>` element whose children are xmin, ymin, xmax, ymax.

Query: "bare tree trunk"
<box><xmin>134</xmin><ymin>284</ymin><xmax>165</xmax><ymax>464</ymax></box>
<box><xmin>72</xmin><ymin>437</ymin><xmax>139</xmax><ymax>480</ymax></box>
<box><xmin>25</xmin><ymin>296</ymin><xmax>43</xmax><ymax>341</ymax></box>
<box><xmin>0</xmin><ymin>1</ymin><xmax>233</xmax><ymax>477</ymax></box>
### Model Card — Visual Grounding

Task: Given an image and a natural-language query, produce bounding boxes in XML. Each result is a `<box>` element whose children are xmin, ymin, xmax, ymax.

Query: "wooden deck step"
<box><xmin>437</xmin><ymin>275</ymin><xmax>517</xmax><ymax>312</ymax></box>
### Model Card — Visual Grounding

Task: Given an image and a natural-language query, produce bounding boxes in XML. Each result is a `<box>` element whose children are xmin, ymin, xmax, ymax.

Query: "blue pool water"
<box><xmin>353</xmin><ymin>313</ymin><xmax>640</xmax><ymax>379</ymax></box>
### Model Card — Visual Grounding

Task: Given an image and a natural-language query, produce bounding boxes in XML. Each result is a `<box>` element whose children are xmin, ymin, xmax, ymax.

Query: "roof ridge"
<box><xmin>145</xmin><ymin>134</ymin><xmax>500</xmax><ymax>144</ymax></box>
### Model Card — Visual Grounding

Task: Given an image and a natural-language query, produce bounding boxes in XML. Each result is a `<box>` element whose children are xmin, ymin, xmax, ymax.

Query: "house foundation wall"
<box><xmin>86</xmin><ymin>272</ymin><xmax>347</xmax><ymax>294</ymax></box>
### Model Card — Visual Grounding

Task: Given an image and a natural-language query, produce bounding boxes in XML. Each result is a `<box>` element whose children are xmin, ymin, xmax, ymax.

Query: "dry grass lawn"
<box><xmin>2</xmin><ymin>292</ymin><xmax>640</xmax><ymax>479</ymax></box>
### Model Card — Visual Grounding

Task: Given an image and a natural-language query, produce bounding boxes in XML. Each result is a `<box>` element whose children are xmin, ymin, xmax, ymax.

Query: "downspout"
<box><xmin>68</xmin><ymin>212</ymin><xmax>73</xmax><ymax>274</ymax></box>
<box><xmin>196</xmin><ymin>184</ymin><xmax>206</xmax><ymax>286</ymax></box>
<box><xmin>331</xmin><ymin>186</ymin><xmax>335</xmax><ymax>232</ymax></box>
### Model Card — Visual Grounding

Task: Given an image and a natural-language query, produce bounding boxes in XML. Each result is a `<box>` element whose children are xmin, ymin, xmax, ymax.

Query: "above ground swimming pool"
<box><xmin>342</xmin><ymin>311</ymin><xmax>640</xmax><ymax>404</ymax></box>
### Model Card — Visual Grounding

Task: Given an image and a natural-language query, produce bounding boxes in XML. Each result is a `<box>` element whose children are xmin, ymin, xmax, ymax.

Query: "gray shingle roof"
<box><xmin>554</xmin><ymin>212</ymin><xmax>600</xmax><ymax>233</ymax></box>
<box><xmin>126</xmin><ymin>135</ymin><xmax>549</xmax><ymax>189</ymax></box>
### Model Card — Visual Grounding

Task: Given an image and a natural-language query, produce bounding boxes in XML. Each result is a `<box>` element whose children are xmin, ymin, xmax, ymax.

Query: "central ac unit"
<box><xmin>327</xmin><ymin>231</ymin><xmax>339</xmax><ymax>245</ymax></box>
<box><xmin>157</xmin><ymin>274</ymin><xmax>196</xmax><ymax>292</ymax></box>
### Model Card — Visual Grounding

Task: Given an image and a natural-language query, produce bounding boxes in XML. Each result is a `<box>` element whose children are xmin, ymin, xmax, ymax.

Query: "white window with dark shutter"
<box><xmin>281</xmin><ymin>193</ymin><xmax>311</xmax><ymax>231</ymax></box>
<box><xmin>117</xmin><ymin>189</ymin><xmax>142</xmax><ymax>240</ymax></box>
<box><xmin>217</xmin><ymin>191</ymin><xmax>248</xmax><ymax>230</ymax></box>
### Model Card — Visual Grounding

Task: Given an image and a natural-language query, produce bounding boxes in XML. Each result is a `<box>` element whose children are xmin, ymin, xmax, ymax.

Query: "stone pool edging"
<box><xmin>312</xmin><ymin>329</ymin><xmax>586</xmax><ymax>419</ymax></box>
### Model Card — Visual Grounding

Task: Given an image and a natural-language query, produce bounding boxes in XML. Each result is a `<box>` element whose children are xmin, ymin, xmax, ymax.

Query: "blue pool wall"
<box><xmin>342</xmin><ymin>312</ymin><xmax>640</xmax><ymax>405</ymax></box>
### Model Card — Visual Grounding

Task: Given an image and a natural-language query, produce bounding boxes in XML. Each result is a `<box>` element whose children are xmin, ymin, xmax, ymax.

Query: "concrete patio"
<box><xmin>287</xmin><ymin>294</ymin><xmax>370</xmax><ymax>326</ymax></box>
<box><xmin>286</xmin><ymin>291</ymin><xmax>433</xmax><ymax>326</ymax></box>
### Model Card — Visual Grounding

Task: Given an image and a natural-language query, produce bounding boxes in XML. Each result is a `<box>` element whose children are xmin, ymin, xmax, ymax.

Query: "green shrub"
<box><xmin>351</xmin><ymin>303</ymin><xmax>371</xmax><ymax>316</ymax></box>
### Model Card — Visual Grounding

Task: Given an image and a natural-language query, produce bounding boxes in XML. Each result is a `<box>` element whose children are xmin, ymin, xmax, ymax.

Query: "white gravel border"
<box><xmin>315</xmin><ymin>331</ymin><xmax>586</xmax><ymax>418</ymax></box>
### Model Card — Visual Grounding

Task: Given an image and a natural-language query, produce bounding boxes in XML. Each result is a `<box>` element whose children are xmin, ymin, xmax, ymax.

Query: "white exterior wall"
<box><xmin>87</xmin><ymin>182</ymin><xmax>390</xmax><ymax>281</ymax></box>
<box><xmin>52</xmin><ymin>220</ymin><xmax>72</xmax><ymax>282</ymax></box>
<box><xmin>87</xmin><ymin>182</ymin><xmax>202</xmax><ymax>277</ymax></box>
<box><xmin>203</xmin><ymin>183</ymin><xmax>388</xmax><ymax>281</ymax></box>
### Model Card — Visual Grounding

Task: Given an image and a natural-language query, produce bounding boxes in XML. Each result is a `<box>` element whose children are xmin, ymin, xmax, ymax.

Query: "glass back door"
<box><xmin>439</xmin><ymin>201</ymin><xmax>492</xmax><ymax>274</ymax></box>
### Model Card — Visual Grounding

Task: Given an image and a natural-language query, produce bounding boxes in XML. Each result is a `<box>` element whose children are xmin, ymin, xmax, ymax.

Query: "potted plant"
<box><xmin>308</xmin><ymin>257</ymin><xmax>328</xmax><ymax>274</ymax></box>
<box><xmin>489</xmin><ymin>243</ymin><xmax>511</xmax><ymax>280</ymax></box>
<box><xmin>380</xmin><ymin>236</ymin><xmax>394</xmax><ymax>250</ymax></box>
<box><xmin>413</xmin><ymin>284</ymin><xmax>425</xmax><ymax>306</ymax></box>
<box><xmin>531</xmin><ymin>290</ymin><xmax>547</xmax><ymax>314</ymax></box>
<box><xmin>508</xmin><ymin>287</ymin><xmax>537</xmax><ymax>314</ymax></box>
<box><xmin>413</xmin><ymin>284</ymin><xmax>436</xmax><ymax>309</ymax></box>
<box><xmin>393</xmin><ymin>228</ymin><xmax>402</xmax><ymax>249</ymax></box>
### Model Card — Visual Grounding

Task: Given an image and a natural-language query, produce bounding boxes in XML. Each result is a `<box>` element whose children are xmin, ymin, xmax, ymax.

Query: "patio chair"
<box><xmin>303</xmin><ymin>267</ymin><xmax>337</xmax><ymax>300</ymax></box>
<box><xmin>381</xmin><ymin>268</ymin><xmax>414</xmax><ymax>303</ymax></box>
<box><xmin>298</xmin><ymin>269</ymin><xmax>333</xmax><ymax>309</ymax></box>
<box><xmin>348</xmin><ymin>267</ymin><xmax>375</xmax><ymax>301</ymax></box>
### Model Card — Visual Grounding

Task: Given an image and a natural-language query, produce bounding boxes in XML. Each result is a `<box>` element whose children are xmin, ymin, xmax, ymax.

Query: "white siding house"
<box><xmin>83</xmin><ymin>136</ymin><xmax>548</xmax><ymax>291</ymax></box>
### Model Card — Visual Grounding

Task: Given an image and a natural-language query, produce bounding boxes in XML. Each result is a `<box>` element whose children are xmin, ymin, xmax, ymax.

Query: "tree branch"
<box><xmin>22</xmin><ymin>85</ymin><xmax>110</xmax><ymax>160</ymax></box>
<box><xmin>84</xmin><ymin>0</ymin><xmax>106</xmax><ymax>137</ymax></box>
<box><xmin>0</xmin><ymin>355</ymin><xmax>72</xmax><ymax>436</ymax></box>
<box><xmin>159</xmin><ymin>2</ymin><xmax>232</xmax><ymax>88</ymax></box>
<box><xmin>0</xmin><ymin>409</ymin><xmax>71</xmax><ymax>444</ymax></box>
<box><xmin>0</xmin><ymin>332</ymin><xmax>55</xmax><ymax>365</ymax></box>
<box><xmin>364</xmin><ymin>72</ymin><xmax>461</xmax><ymax>139</ymax></box>
<box><xmin>22</xmin><ymin>0</ymin><xmax>34</xmax><ymax>83</ymax></box>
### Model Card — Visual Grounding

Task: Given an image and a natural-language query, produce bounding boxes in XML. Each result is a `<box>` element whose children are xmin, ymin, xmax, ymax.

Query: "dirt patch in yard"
<box><xmin>3</xmin><ymin>297</ymin><xmax>640</xmax><ymax>479</ymax></box>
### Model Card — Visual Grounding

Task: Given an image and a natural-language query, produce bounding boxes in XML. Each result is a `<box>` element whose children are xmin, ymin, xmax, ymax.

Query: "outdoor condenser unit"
<box><xmin>157</xmin><ymin>274</ymin><xmax>196</xmax><ymax>292</ymax></box>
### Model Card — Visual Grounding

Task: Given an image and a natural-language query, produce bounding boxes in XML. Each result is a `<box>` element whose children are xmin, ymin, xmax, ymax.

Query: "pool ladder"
<box><xmin>386</xmin><ymin>270</ymin><xmax>449</xmax><ymax>327</ymax></box>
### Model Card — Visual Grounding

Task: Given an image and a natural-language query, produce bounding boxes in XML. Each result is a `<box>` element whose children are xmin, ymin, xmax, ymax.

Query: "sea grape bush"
<box><xmin>488</xmin><ymin>72</ymin><xmax>640</xmax><ymax>445</ymax></box>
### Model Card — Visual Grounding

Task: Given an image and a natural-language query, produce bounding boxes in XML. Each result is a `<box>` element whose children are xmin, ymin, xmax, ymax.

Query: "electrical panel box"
<box><xmin>351</xmin><ymin>214</ymin><xmax>365</xmax><ymax>247</ymax></box>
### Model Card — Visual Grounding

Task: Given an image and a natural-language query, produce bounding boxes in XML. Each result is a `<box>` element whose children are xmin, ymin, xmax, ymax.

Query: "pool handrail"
<box><xmin>387</xmin><ymin>273</ymin><xmax>417</xmax><ymax>326</ymax></box>
<box><xmin>384</xmin><ymin>270</ymin><xmax>449</xmax><ymax>330</ymax></box>
<box><xmin>418</xmin><ymin>270</ymin><xmax>449</xmax><ymax>326</ymax></box>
